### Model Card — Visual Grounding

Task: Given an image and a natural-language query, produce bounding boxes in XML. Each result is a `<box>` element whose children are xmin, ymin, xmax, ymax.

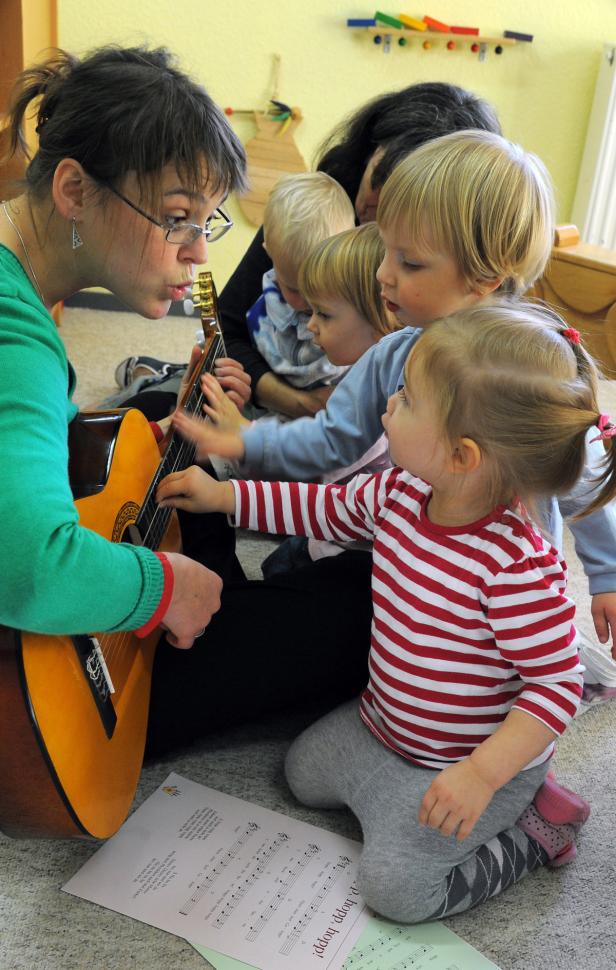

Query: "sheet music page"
<box><xmin>62</xmin><ymin>773</ymin><xmax>369</xmax><ymax>970</ymax></box>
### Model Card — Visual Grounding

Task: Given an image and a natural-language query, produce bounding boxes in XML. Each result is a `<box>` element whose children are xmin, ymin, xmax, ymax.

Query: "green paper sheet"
<box><xmin>190</xmin><ymin>912</ymin><xmax>502</xmax><ymax>969</ymax></box>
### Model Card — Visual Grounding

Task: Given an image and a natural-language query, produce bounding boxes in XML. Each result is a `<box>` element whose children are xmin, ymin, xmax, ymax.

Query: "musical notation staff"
<box><xmin>278</xmin><ymin>855</ymin><xmax>352</xmax><ymax>956</ymax></box>
<box><xmin>343</xmin><ymin>923</ymin><xmax>434</xmax><ymax>968</ymax></box>
<box><xmin>178</xmin><ymin>822</ymin><xmax>260</xmax><ymax>916</ymax></box>
<box><xmin>245</xmin><ymin>842</ymin><xmax>320</xmax><ymax>942</ymax></box>
<box><xmin>213</xmin><ymin>832</ymin><xmax>290</xmax><ymax>928</ymax></box>
<box><xmin>392</xmin><ymin>946</ymin><xmax>433</xmax><ymax>969</ymax></box>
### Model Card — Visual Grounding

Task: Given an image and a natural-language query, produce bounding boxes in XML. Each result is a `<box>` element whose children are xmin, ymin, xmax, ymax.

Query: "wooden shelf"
<box><xmin>365</xmin><ymin>26</ymin><xmax>516</xmax><ymax>45</ymax></box>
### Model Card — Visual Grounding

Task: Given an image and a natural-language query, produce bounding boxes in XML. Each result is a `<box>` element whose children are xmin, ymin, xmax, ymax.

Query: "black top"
<box><xmin>218</xmin><ymin>225</ymin><xmax>273</xmax><ymax>387</ymax></box>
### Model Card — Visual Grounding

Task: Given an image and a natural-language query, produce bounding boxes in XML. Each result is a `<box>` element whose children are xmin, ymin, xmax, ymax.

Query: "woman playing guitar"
<box><xmin>0</xmin><ymin>45</ymin><xmax>251</xmax><ymax>837</ymax></box>
<box><xmin>0</xmin><ymin>45</ymin><xmax>374</xmax><ymax>841</ymax></box>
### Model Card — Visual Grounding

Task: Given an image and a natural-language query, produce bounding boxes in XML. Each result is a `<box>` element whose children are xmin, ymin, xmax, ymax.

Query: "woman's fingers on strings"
<box><xmin>217</xmin><ymin>375</ymin><xmax>248</xmax><ymax>396</ymax></box>
<box><xmin>215</xmin><ymin>357</ymin><xmax>251</xmax><ymax>385</ymax></box>
<box><xmin>200</xmin><ymin>374</ymin><xmax>245</xmax><ymax>425</ymax></box>
<box><xmin>224</xmin><ymin>391</ymin><xmax>246</xmax><ymax>409</ymax></box>
<box><xmin>213</xmin><ymin>359</ymin><xmax>252</xmax><ymax>408</ymax></box>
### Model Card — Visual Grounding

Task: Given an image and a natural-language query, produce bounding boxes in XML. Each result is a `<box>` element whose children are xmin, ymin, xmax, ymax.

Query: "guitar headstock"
<box><xmin>192</xmin><ymin>270</ymin><xmax>219</xmax><ymax>331</ymax></box>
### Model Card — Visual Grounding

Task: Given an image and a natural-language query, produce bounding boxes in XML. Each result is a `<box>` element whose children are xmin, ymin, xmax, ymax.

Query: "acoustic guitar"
<box><xmin>0</xmin><ymin>272</ymin><xmax>223</xmax><ymax>839</ymax></box>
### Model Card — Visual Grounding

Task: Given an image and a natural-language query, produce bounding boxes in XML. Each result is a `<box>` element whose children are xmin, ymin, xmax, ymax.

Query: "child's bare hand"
<box><xmin>156</xmin><ymin>465</ymin><xmax>234</xmax><ymax>514</ymax></box>
<box><xmin>419</xmin><ymin>760</ymin><xmax>496</xmax><ymax>841</ymax></box>
<box><xmin>200</xmin><ymin>372</ymin><xmax>251</xmax><ymax>433</ymax></box>
<box><xmin>590</xmin><ymin>591</ymin><xmax>616</xmax><ymax>656</ymax></box>
<box><xmin>213</xmin><ymin>357</ymin><xmax>252</xmax><ymax>409</ymax></box>
<box><xmin>172</xmin><ymin>408</ymin><xmax>246</xmax><ymax>463</ymax></box>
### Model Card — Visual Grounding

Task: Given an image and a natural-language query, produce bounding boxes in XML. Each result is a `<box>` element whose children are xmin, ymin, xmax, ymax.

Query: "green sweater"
<box><xmin>0</xmin><ymin>245</ymin><xmax>163</xmax><ymax>634</ymax></box>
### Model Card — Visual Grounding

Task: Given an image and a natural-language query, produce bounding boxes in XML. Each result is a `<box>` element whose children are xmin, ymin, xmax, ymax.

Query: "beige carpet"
<box><xmin>2</xmin><ymin>306</ymin><xmax>616</xmax><ymax>970</ymax></box>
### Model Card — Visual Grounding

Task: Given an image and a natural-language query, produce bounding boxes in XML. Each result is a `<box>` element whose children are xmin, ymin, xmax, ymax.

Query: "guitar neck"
<box><xmin>133</xmin><ymin>272</ymin><xmax>224</xmax><ymax>549</ymax></box>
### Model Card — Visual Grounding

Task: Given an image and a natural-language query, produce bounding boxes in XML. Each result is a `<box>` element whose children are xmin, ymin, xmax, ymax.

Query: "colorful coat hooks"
<box><xmin>347</xmin><ymin>12</ymin><xmax>533</xmax><ymax>57</ymax></box>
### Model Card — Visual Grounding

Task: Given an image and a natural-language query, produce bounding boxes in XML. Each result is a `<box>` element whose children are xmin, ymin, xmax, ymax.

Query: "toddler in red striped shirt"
<box><xmin>158</xmin><ymin>301</ymin><xmax>616</xmax><ymax>922</ymax></box>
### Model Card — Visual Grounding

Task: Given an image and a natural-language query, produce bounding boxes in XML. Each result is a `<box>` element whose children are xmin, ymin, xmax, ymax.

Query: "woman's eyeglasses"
<box><xmin>107</xmin><ymin>184</ymin><xmax>233</xmax><ymax>245</ymax></box>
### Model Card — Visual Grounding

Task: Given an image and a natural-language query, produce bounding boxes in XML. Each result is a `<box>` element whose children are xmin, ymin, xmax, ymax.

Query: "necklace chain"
<box><xmin>1</xmin><ymin>201</ymin><xmax>46</xmax><ymax>305</ymax></box>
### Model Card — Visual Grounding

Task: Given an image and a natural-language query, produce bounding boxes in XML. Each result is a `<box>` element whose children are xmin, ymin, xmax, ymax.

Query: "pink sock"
<box><xmin>517</xmin><ymin>803</ymin><xmax>578</xmax><ymax>867</ymax></box>
<box><xmin>533</xmin><ymin>772</ymin><xmax>590</xmax><ymax>826</ymax></box>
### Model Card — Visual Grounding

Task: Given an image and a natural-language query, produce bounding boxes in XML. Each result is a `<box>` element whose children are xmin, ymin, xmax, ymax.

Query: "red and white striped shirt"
<box><xmin>232</xmin><ymin>469</ymin><xmax>583</xmax><ymax>770</ymax></box>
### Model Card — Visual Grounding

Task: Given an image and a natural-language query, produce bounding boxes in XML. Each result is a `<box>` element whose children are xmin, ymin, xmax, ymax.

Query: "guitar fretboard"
<box><xmin>133</xmin><ymin>327</ymin><xmax>224</xmax><ymax>550</ymax></box>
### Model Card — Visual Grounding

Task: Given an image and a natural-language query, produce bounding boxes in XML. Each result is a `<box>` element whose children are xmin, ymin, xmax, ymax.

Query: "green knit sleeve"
<box><xmin>0</xmin><ymin>260</ymin><xmax>164</xmax><ymax>634</ymax></box>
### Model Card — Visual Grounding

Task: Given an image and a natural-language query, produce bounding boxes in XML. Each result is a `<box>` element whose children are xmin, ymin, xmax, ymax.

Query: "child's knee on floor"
<box><xmin>357</xmin><ymin>851</ymin><xmax>444</xmax><ymax>924</ymax></box>
<box><xmin>284</xmin><ymin>734</ymin><xmax>347</xmax><ymax>810</ymax></box>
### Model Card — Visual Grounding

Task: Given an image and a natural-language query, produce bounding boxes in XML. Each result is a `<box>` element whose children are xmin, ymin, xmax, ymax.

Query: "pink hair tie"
<box><xmin>562</xmin><ymin>327</ymin><xmax>581</xmax><ymax>345</ymax></box>
<box><xmin>592</xmin><ymin>414</ymin><xmax>616</xmax><ymax>442</ymax></box>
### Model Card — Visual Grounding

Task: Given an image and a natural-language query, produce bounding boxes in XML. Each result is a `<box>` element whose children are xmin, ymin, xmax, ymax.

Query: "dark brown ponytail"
<box><xmin>1</xmin><ymin>45</ymin><xmax>246</xmax><ymax>201</ymax></box>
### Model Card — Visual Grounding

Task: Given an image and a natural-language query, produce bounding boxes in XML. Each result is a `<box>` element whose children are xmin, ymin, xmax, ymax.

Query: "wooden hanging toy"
<box><xmin>225</xmin><ymin>55</ymin><xmax>307</xmax><ymax>227</ymax></box>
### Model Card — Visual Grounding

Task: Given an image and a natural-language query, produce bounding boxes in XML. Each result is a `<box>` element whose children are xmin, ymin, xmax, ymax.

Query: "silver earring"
<box><xmin>72</xmin><ymin>218</ymin><xmax>83</xmax><ymax>250</ymax></box>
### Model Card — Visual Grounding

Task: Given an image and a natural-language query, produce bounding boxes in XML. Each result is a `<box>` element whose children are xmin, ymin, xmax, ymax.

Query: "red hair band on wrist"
<box><xmin>149</xmin><ymin>421</ymin><xmax>164</xmax><ymax>443</ymax></box>
<box><xmin>134</xmin><ymin>552</ymin><xmax>174</xmax><ymax>638</ymax></box>
<box><xmin>562</xmin><ymin>327</ymin><xmax>581</xmax><ymax>345</ymax></box>
<box><xmin>592</xmin><ymin>414</ymin><xmax>616</xmax><ymax>443</ymax></box>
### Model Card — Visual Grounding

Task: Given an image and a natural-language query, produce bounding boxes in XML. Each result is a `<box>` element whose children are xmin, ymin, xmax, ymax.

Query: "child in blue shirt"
<box><xmin>246</xmin><ymin>172</ymin><xmax>355</xmax><ymax>416</ymax></box>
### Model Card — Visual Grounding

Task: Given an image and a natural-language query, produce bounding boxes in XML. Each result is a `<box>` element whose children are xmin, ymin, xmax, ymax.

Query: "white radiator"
<box><xmin>572</xmin><ymin>43</ymin><xmax>616</xmax><ymax>247</ymax></box>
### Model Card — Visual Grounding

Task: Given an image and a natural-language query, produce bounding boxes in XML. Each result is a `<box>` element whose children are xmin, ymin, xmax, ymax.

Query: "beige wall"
<box><xmin>55</xmin><ymin>0</ymin><xmax>616</xmax><ymax>287</ymax></box>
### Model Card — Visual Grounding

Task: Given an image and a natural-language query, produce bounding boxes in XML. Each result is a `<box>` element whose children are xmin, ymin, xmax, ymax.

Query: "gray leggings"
<box><xmin>285</xmin><ymin>699</ymin><xmax>549</xmax><ymax>923</ymax></box>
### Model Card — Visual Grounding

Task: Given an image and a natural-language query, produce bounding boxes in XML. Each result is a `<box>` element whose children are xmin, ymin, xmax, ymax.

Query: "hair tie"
<box><xmin>592</xmin><ymin>413</ymin><xmax>616</xmax><ymax>442</ymax></box>
<box><xmin>562</xmin><ymin>327</ymin><xmax>581</xmax><ymax>345</ymax></box>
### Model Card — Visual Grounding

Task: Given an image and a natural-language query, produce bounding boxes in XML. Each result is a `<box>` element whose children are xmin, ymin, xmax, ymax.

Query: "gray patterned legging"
<box><xmin>285</xmin><ymin>699</ymin><xmax>549</xmax><ymax>923</ymax></box>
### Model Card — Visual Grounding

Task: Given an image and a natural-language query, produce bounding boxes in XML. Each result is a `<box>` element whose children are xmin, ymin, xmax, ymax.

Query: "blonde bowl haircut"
<box><xmin>377</xmin><ymin>130</ymin><xmax>555</xmax><ymax>297</ymax></box>
<box><xmin>298</xmin><ymin>223</ymin><xmax>397</xmax><ymax>337</ymax></box>
<box><xmin>406</xmin><ymin>299</ymin><xmax>616</xmax><ymax>519</ymax></box>
<box><xmin>263</xmin><ymin>172</ymin><xmax>356</xmax><ymax>272</ymax></box>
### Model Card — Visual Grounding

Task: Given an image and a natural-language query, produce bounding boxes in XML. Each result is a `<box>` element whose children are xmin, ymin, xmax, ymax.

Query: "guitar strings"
<box><xmin>100</xmin><ymin>332</ymin><xmax>225</xmax><ymax>668</ymax></box>
<box><xmin>100</xmin><ymin>386</ymin><xmax>208</xmax><ymax>667</ymax></box>
<box><xmin>97</xmin><ymin>281</ymin><xmax>222</xmax><ymax>668</ymax></box>
<box><xmin>100</xmin><ymin>391</ymin><xmax>205</xmax><ymax>667</ymax></box>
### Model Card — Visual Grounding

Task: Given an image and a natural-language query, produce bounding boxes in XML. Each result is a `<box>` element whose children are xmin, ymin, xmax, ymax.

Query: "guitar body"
<box><xmin>0</xmin><ymin>408</ymin><xmax>179</xmax><ymax>839</ymax></box>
